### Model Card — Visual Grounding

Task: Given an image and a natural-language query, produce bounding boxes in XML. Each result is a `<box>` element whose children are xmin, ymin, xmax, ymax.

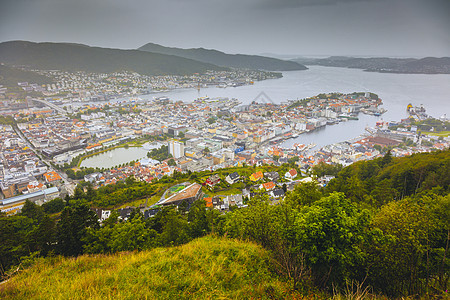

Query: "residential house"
<box><xmin>249</xmin><ymin>171</ymin><xmax>264</xmax><ymax>182</ymax></box>
<box><xmin>264</xmin><ymin>171</ymin><xmax>280</xmax><ymax>182</ymax></box>
<box><xmin>205</xmin><ymin>174</ymin><xmax>221</xmax><ymax>188</ymax></box>
<box><xmin>225</xmin><ymin>172</ymin><xmax>240</xmax><ymax>185</ymax></box>
<box><xmin>270</xmin><ymin>188</ymin><xmax>285</xmax><ymax>199</ymax></box>
<box><xmin>285</xmin><ymin>169</ymin><xmax>298</xmax><ymax>180</ymax></box>
<box><xmin>261</xmin><ymin>181</ymin><xmax>276</xmax><ymax>191</ymax></box>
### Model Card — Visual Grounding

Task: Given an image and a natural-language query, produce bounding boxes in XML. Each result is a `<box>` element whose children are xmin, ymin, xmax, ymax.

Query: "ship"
<box><xmin>407</xmin><ymin>103</ymin><xmax>427</xmax><ymax>120</ymax></box>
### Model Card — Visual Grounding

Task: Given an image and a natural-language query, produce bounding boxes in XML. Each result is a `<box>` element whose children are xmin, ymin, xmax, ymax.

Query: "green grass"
<box><xmin>422</xmin><ymin>131</ymin><xmax>450</xmax><ymax>137</ymax></box>
<box><xmin>0</xmin><ymin>236</ymin><xmax>299</xmax><ymax>299</ymax></box>
<box><xmin>169</xmin><ymin>185</ymin><xmax>185</xmax><ymax>193</ymax></box>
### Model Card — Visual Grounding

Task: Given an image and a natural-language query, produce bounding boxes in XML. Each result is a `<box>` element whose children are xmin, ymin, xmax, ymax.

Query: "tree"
<box><xmin>158</xmin><ymin>207</ymin><xmax>189</xmax><ymax>246</ymax></box>
<box><xmin>34</xmin><ymin>215</ymin><xmax>57</xmax><ymax>256</ymax></box>
<box><xmin>207</xmin><ymin>117</ymin><xmax>215</xmax><ymax>124</ymax></box>
<box><xmin>288</xmin><ymin>156</ymin><xmax>299</xmax><ymax>166</ymax></box>
<box><xmin>167</xmin><ymin>158</ymin><xmax>176</xmax><ymax>166</ymax></box>
<box><xmin>312</xmin><ymin>161</ymin><xmax>343</xmax><ymax>177</ymax></box>
<box><xmin>294</xmin><ymin>192</ymin><xmax>370</xmax><ymax>288</ymax></box>
<box><xmin>108</xmin><ymin>217</ymin><xmax>157</xmax><ymax>252</ymax></box>
<box><xmin>57</xmin><ymin>204</ymin><xmax>99</xmax><ymax>256</ymax></box>
<box><xmin>285</xmin><ymin>182</ymin><xmax>322</xmax><ymax>208</ymax></box>
<box><xmin>380</xmin><ymin>150</ymin><xmax>393</xmax><ymax>167</ymax></box>
<box><xmin>366</xmin><ymin>194</ymin><xmax>449</xmax><ymax>297</ymax></box>
<box><xmin>42</xmin><ymin>198</ymin><xmax>66</xmax><ymax>214</ymax></box>
<box><xmin>178</xmin><ymin>131</ymin><xmax>185</xmax><ymax>138</ymax></box>
<box><xmin>20</xmin><ymin>200</ymin><xmax>45</xmax><ymax>223</ymax></box>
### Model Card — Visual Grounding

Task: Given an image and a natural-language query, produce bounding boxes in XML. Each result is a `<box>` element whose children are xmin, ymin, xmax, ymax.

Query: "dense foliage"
<box><xmin>147</xmin><ymin>145</ymin><xmax>172</xmax><ymax>161</ymax></box>
<box><xmin>327</xmin><ymin>150</ymin><xmax>450</xmax><ymax>207</ymax></box>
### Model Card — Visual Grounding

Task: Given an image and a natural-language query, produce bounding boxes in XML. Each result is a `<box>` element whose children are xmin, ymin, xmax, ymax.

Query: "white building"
<box><xmin>168</xmin><ymin>140</ymin><xmax>185</xmax><ymax>159</ymax></box>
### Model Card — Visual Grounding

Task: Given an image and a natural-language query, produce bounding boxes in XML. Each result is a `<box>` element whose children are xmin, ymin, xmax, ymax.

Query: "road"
<box><xmin>29</xmin><ymin>98</ymin><xmax>68</xmax><ymax>115</ymax></box>
<box><xmin>12</xmin><ymin>123</ymin><xmax>76</xmax><ymax>196</ymax></box>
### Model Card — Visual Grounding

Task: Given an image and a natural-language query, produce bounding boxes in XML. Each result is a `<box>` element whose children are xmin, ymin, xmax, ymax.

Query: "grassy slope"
<box><xmin>0</xmin><ymin>236</ymin><xmax>298</xmax><ymax>299</ymax></box>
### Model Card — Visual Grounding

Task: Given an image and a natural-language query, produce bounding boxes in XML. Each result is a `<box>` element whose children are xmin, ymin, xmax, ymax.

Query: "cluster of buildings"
<box><xmin>1</xmin><ymin>82</ymin><xmax>448</xmax><ymax>216</ymax></box>
<box><xmin>2</xmin><ymin>69</ymin><xmax>280</xmax><ymax>102</ymax></box>
<box><xmin>0</xmin><ymin>125</ymin><xmax>64</xmax><ymax>214</ymax></box>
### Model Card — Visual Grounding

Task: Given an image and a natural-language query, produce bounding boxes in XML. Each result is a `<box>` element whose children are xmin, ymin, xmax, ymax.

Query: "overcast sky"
<box><xmin>1</xmin><ymin>0</ymin><xmax>449</xmax><ymax>57</ymax></box>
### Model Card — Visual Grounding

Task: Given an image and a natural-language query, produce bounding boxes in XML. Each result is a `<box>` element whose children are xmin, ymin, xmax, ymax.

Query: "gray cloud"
<box><xmin>0</xmin><ymin>0</ymin><xmax>448</xmax><ymax>57</ymax></box>
<box><xmin>257</xmin><ymin>0</ymin><xmax>375</xmax><ymax>9</ymax></box>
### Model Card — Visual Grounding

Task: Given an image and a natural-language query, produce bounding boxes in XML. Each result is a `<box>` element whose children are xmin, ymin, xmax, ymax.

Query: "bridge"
<box><xmin>29</xmin><ymin>98</ymin><xmax>68</xmax><ymax>115</ymax></box>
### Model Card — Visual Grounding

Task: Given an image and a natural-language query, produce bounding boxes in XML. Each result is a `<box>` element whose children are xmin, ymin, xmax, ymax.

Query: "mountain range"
<box><xmin>0</xmin><ymin>41</ymin><xmax>307</xmax><ymax>78</ymax></box>
<box><xmin>0</xmin><ymin>41</ymin><xmax>227</xmax><ymax>76</ymax></box>
<box><xmin>138</xmin><ymin>43</ymin><xmax>307</xmax><ymax>71</ymax></box>
<box><xmin>292</xmin><ymin>56</ymin><xmax>450</xmax><ymax>74</ymax></box>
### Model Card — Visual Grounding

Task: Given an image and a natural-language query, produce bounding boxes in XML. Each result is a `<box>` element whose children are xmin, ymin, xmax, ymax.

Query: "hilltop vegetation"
<box><xmin>0</xmin><ymin>237</ymin><xmax>297</xmax><ymax>300</ymax></box>
<box><xmin>0</xmin><ymin>150</ymin><xmax>449</xmax><ymax>299</ymax></box>
<box><xmin>327</xmin><ymin>150</ymin><xmax>450</xmax><ymax>207</ymax></box>
<box><xmin>0</xmin><ymin>41</ymin><xmax>227</xmax><ymax>76</ymax></box>
<box><xmin>139</xmin><ymin>42</ymin><xmax>308</xmax><ymax>71</ymax></box>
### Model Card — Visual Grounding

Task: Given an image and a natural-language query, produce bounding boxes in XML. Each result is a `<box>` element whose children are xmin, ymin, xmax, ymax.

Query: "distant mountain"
<box><xmin>139</xmin><ymin>43</ymin><xmax>307</xmax><ymax>71</ymax></box>
<box><xmin>293</xmin><ymin>56</ymin><xmax>450</xmax><ymax>74</ymax></box>
<box><xmin>0</xmin><ymin>41</ymin><xmax>227</xmax><ymax>76</ymax></box>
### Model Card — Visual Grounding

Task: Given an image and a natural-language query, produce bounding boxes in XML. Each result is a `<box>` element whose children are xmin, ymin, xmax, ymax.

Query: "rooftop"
<box><xmin>161</xmin><ymin>183</ymin><xmax>202</xmax><ymax>205</ymax></box>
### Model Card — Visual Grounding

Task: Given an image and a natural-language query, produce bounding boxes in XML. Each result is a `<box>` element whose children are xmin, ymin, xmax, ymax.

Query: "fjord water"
<box><xmin>143</xmin><ymin>66</ymin><xmax>450</xmax><ymax>148</ymax></box>
<box><xmin>147</xmin><ymin>66</ymin><xmax>449</xmax><ymax>118</ymax></box>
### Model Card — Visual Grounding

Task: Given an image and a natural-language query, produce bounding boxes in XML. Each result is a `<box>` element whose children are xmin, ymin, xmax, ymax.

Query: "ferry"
<box><xmin>407</xmin><ymin>103</ymin><xmax>427</xmax><ymax>119</ymax></box>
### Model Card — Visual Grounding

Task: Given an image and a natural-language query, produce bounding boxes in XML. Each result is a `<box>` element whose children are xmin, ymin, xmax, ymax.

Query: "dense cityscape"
<box><xmin>1</xmin><ymin>71</ymin><xmax>448</xmax><ymax>215</ymax></box>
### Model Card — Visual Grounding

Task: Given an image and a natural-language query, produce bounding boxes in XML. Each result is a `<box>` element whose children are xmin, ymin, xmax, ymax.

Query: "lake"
<box><xmin>80</xmin><ymin>147</ymin><xmax>148</xmax><ymax>169</ymax></box>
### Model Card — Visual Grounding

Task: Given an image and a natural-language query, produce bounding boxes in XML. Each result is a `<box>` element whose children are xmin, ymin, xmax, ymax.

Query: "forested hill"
<box><xmin>0</xmin><ymin>41</ymin><xmax>227</xmax><ymax>76</ymax></box>
<box><xmin>294</xmin><ymin>56</ymin><xmax>450</xmax><ymax>74</ymax></box>
<box><xmin>139</xmin><ymin>42</ymin><xmax>308</xmax><ymax>71</ymax></box>
<box><xmin>326</xmin><ymin>149</ymin><xmax>450</xmax><ymax>207</ymax></box>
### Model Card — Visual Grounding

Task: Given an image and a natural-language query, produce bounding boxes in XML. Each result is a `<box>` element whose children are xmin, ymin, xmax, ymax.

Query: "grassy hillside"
<box><xmin>0</xmin><ymin>236</ymin><xmax>297</xmax><ymax>299</ymax></box>
<box><xmin>0</xmin><ymin>41</ymin><xmax>227</xmax><ymax>76</ymax></box>
<box><xmin>139</xmin><ymin>42</ymin><xmax>308</xmax><ymax>71</ymax></box>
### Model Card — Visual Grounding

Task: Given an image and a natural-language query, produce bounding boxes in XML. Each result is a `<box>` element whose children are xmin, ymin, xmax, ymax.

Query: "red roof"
<box><xmin>287</xmin><ymin>169</ymin><xmax>298</xmax><ymax>177</ymax></box>
<box><xmin>262</xmin><ymin>181</ymin><xmax>276</xmax><ymax>191</ymax></box>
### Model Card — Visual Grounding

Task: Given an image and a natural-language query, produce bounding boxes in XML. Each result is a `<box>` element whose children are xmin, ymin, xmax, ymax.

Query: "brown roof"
<box><xmin>367</xmin><ymin>136</ymin><xmax>401</xmax><ymax>146</ymax></box>
<box><xmin>163</xmin><ymin>183</ymin><xmax>202</xmax><ymax>204</ymax></box>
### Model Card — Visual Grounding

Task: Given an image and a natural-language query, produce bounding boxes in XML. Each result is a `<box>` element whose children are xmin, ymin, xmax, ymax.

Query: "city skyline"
<box><xmin>1</xmin><ymin>0</ymin><xmax>449</xmax><ymax>57</ymax></box>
